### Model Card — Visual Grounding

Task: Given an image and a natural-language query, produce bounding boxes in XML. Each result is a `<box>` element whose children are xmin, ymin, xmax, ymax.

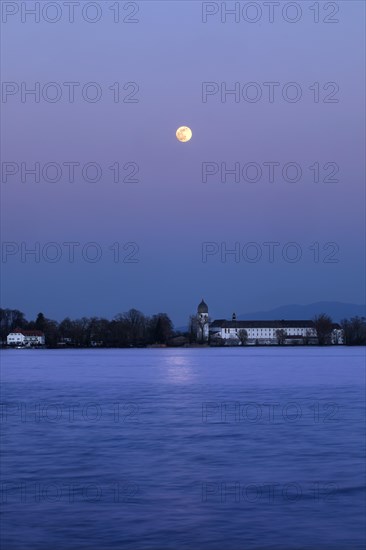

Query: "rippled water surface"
<box><xmin>1</xmin><ymin>348</ymin><xmax>365</xmax><ymax>549</ymax></box>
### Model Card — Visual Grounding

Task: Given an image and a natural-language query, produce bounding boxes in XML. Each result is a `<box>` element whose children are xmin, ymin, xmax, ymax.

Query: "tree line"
<box><xmin>313</xmin><ymin>314</ymin><xmax>366</xmax><ymax>345</ymax></box>
<box><xmin>1</xmin><ymin>309</ymin><xmax>365</xmax><ymax>347</ymax></box>
<box><xmin>0</xmin><ymin>308</ymin><xmax>179</xmax><ymax>348</ymax></box>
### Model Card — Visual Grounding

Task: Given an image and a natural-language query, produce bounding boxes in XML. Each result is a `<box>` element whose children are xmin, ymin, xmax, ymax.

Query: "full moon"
<box><xmin>176</xmin><ymin>126</ymin><xmax>192</xmax><ymax>142</ymax></box>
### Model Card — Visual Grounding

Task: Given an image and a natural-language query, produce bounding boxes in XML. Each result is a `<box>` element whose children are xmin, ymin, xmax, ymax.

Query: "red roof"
<box><xmin>11</xmin><ymin>328</ymin><xmax>45</xmax><ymax>336</ymax></box>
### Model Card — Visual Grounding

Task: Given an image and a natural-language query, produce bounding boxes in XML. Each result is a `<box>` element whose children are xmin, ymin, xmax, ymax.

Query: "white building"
<box><xmin>7</xmin><ymin>329</ymin><xmax>45</xmax><ymax>347</ymax></box>
<box><xmin>196</xmin><ymin>302</ymin><xmax>343</xmax><ymax>345</ymax></box>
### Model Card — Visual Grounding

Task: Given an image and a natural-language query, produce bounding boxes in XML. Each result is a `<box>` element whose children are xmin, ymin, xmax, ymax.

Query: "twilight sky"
<box><xmin>1</xmin><ymin>0</ymin><xmax>365</xmax><ymax>325</ymax></box>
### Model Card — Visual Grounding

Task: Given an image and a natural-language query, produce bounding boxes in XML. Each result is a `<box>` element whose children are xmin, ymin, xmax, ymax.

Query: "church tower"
<box><xmin>197</xmin><ymin>299</ymin><xmax>209</xmax><ymax>342</ymax></box>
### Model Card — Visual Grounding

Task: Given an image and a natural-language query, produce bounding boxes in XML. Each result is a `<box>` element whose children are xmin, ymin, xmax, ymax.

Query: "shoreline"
<box><xmin>2</xmin><ymin>344</ymin><xmax>364</xmax><ymax>350</ymax></box>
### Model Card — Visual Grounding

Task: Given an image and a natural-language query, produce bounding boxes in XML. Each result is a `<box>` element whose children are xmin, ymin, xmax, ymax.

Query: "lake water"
<box><xmin>1</xmin><ymin>348</ymin><xmax>365</xmax><ymax>550</ymax></box>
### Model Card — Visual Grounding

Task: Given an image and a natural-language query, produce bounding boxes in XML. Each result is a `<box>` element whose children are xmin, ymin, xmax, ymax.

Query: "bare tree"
<box><xmin>149</xmin><ymin>313</ymin><xmax>173</xmax><ymax>344</ymax></box>
<box><xmin>188</xmin><ymin>315</ymin><xmax>198</xmax><ymax>343</ymax></box>
<box><xmin>341</xmin><ymin>316</ymin><xmax>366</xmax><ymax>345</ymax></box>
<box><xmin>123</xmin><ymin>309</ymin><xmax>146</xmax><ymax>343</ymax></box>
<box><xmin>238</xmin><ymin>329</ymin><xmax>248</xmax><ymax>345</ymax></box>
<box><xmin>0</xmin><ymin>309</ymin><xmax>27</xmax><ymax>340</ymax></box>
<box><xmin>313</xmin><ymin>314</ymin><xmax>333</xmax><ymax>345</ymax></box>
<box><xmin>275</xmin><ymin>329</ymin><xmax>287</xmax><ymax>345</ymax></box>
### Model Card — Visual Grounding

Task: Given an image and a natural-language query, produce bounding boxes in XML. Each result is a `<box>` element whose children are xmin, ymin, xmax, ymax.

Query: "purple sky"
<box><xmin>1</xmin><ymin>1</ymin><xmax>365</xmax><ymax>325</ymax></box>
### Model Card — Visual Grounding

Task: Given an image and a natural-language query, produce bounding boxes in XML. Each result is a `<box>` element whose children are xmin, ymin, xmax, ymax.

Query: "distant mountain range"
<box><xmin>238</xmin><ymin>302</ymin><xmax>365</xmax><ymax>323</ymax></box>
